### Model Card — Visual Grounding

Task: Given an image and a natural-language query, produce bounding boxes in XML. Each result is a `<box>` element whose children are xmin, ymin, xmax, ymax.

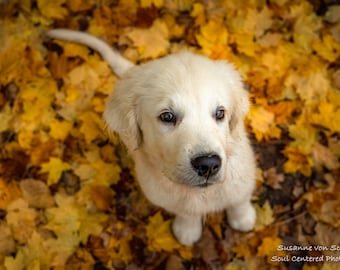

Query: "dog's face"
<box><xmin>104</xmin><ymin>52</ymin><xmax>249</xmax><ymax>188</ymax></box>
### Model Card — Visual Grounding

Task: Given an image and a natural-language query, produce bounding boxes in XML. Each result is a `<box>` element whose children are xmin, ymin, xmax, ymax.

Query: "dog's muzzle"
<box><xmin>191</xmin><ymin>153</ymin><xmax>221</xmax><ymax>180</ymax></box>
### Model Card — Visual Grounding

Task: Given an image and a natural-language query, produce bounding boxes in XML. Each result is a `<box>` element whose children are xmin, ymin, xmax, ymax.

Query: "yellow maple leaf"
<box><xmin>49</xmin><ymin>118</ymin><xmax>73</xmax><ymax>140</ymax></box>
<box><xmin>0</xmin><ymin>18</ymin><xmax>32</xmax><ymax>86</ymax></box>
<box><xmin>254</xmin><ymin>201</ymin><xmax>274</xmax><ymax>231</ymax></box>
<box><xmin>79</xmin><ymin>111</ymin><xmax>105</xmax><ymax>144</ymax></box>
<box><xmin>145</xmin><ymin>212</ymin><xmax>192</xmax><ymax>259</ymax></box>
<box><xmin>266</xmin><ymin>101</ymin><xmax>295</xmax><ymax>124</ymax></box>
<box><xmin>54</xmin><ymin>40</ymin><xmax>90</xmax><ymax>60</ymax></box>
<box><xmin>44</xmin><ymin>194</ymin><xmax>108</xmax><ymax>266</ymax></box>
<box><xmin>288</xmin><ymin>118</ymin><xmax>318</xmax><ymax>153</ymax></box>
<box><xmin>283</xmin><ymin>146</ymin><xmax>314</xmax><ymax>176</ymax></box>
<box><xmin>230</xmin><ymin>32</ymin><xmax>259</xmax><ymax>57</ymax></box>
<box><xmin>18</xmin><ymin>78</ymin><xmax>57</xmax><ymax>127</ymax></box>
<box><xmin>106</xmin><ymin>231</ymin><xmax>132</xmax><ymax>265</ymax></box>
<box><xmin>313</xmin><ymin>34</ymin><xmax>340</xmax><ymax>62</ymax></box>
<box><xmin>191</xmin><ymin>3</ymin><xmax>205</xmax><ymax>25</ymax></box>
<box><xmin>196</xmin><ymin>19</ymin><xmax>230</xmax><ymax>59</ymax></box>
<box><xmin>40</xmin><ymin>157</ymin><xmax>72</xmax><ymax>186</ymax></box>
<box><xmin>4</xmin><ymin>249</ymin><xmax>26</xmax><ymax>270</ymax></box>
<box><xmin>93</xmin><ymin>160</ymin><xmax>121</xmax><ymax>186</ymax></box>
<box><xmin>56</xmin><ymin>61</ymin><xmax>104</xmax><ymax>120</ymax></box>
<box><xmin>310</xmin><ymin>101</ymin><xmax>340</xmax><ymax>133</ymax></box>
<box><xmin>259</xmin><ymin>44</ymin><xmax>297</xmax><ymax>83</ymax></box>
<box><xmin>247</xmin><ymin>106</ymin><xmax>281</xmax><ymax>141</ymax></box>
<box><xmin>37</xmin><ymin>0</ymin><xmax>68</xmax><ymax>19</ymax></box>
<box><xmin>292</xmin><ymin>2</ymin><xmax>322</xmax><ymax>53</ymax></box>
<box><xmin>146</xmin><ymin>212</ymin><xmax>181</xmax><ymax>252</ymax></box>
<box><xmin>126</xmin><ymin>19</ymin><xmax>170</xmax><ymax>59</ymax></box>
<box><xmin>19</xmin><ymin>231</ymin><xmax>51</xmax><ymax>268</ymax></box>
<box><xmin>294</xmin><ymin>71</ymin><xmax>330</xmax><ymax>103</ymax></box>
<box><xmin>82</xmin><ymin>149</ymin><xmax>121</xmax><ymax>186</ymax></box>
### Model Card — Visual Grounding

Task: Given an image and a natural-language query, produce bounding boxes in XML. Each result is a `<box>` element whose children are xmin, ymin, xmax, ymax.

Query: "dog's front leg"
<box><xmin>227</xmin><ymin>200</ymin><xmax>256</xmax><ymax>232</ymax></box>
<box><xmin>172</xmin><ymin>215</ymin><xmax>202</xmax><ymax>245</ymax></box>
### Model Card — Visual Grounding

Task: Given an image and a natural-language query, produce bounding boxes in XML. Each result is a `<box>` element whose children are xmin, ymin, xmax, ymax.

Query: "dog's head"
<box><xmin>104</xmin><ymin>52</ymin><xmax>249</xmax><ymax>187</ymax></box>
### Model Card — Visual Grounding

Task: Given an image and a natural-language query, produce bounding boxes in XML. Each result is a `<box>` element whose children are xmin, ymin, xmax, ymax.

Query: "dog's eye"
<box><xmin>215</xmin><ymin>108</ymin><xmax>225</xmax><ymax>121</ymax></box>
<box><xmin>159</xmin><ymin>111</ymin><xmax>177</xmax><ymax>124</ymax></box>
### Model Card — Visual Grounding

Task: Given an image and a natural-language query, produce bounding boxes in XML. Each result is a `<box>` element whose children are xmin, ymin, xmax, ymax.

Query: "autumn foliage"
<box><xmin>0</xmin><ymin>0</ymin><xmax>339</xmax><ymax>269</ymax></box>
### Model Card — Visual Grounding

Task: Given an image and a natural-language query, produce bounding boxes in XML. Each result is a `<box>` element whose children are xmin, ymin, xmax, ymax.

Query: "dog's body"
<box><xmin>47</xmin><ymin>29</ymin><xmax>256</xmax><ymax>245</ymax></box>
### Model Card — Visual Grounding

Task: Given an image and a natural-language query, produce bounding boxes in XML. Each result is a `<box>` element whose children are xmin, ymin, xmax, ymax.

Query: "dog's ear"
<box><xmin>229</xmin><ymin>88</ymin><xmax>250</xmax><ymax>138</ymax></box>
<box><xmin>217</xmin><ymin>61</ymin><xmax>250</xmax><ymax>137</ymax></box>
<box><xmin>103</xmin><ymin>84</ymin><xmax>142</xmax><ymax>152</ymax></box>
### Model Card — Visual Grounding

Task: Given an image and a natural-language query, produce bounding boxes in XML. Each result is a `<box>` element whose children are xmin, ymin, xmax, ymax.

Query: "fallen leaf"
<box><xmin>196</xmin><ymin>18</ymin><xmax>230</xmax><ymax>59</ymax></box>
<box><xmin>89</xmin><ymin>185</ymin><xmax>114</xmax><ymax>211</ymax></box>
<box><xmin>292</xmin><ymin>2</ymin><xmax>322</xmax><ymax>52</ymax></box>
<box><xmin>0</xmin><ymin>179</ymin><xmax>22</xmax><ymax>210</ymax></box>
<box><xmin>66</xmin><ymin>0</ymin><xmax>93</xmax><ymax>12</ymax></box>
<box><xmin>37</xmin><ymin>0</ymin><xmax>68</xmax><ymax>19</ymax></box>
<box><xmin>0</xmin><ymin>104</ymin><xmax>13</xmax><ymax>133</ymax></box>
<box><xmin>312</xmin><ymin>143</ymin><xmax>339</xmax><ymax>170</ymax></box>
<box><xmin>45</xmin><ymin>193</ymin><xmax>108</xmax><ymax>246</ymax></box>
<box><xmin>247</xmin><ymin>106</ymin><xmax>281</xmax><ymax>141</ymax></box>
<box><xmin>283</xmin><ymin>146</ymin><xmax>314</xmax><ymax>177</ymax></box>
<box><xmin>140</xmin><ymin>0</ymin><xmax>163</xmax><ymax>8</ymax></box>
<box><xmin>313</xmin><ymin>34</ymin><xmax>340</xmax><ymax>62</ymax></box>
<box><xmin>79</xmin><ymin>111</ymin><xmax>105</xmax><ymax>144</ymax></box>
<box><xmin>6</xmin><ymin>199</ymin><xmax>38</xmax><ymax>244</ymax></box>
<box><xmin>126</xmin><ymin>19</ymin><xmax>170</xmax><ymax>59</ymax></box>
<box><xmin>257</xmin><ymin>236</ymin><xmax>282</xmax><ymax>257</ymax></box>
<box><xmin>40</xmin><ymin>157</ymin><xmax>72</xmax><ymax>186</ymax></box>
<box><xmin>1</xmin><ymin>1</ymin><xmax>340</xmax><ymax>268</ymax></box>
<box><xmin>310</xmin><ymin>101</ymin><xmax>340</xmax><ymax>133</ymax></box>
<box><xmin>19</xmin><ymin>179</ymin><xmax>55</xmax><ymax>208</ymax></box>
<box><xmin>264</xmin><ymin>167</ymin><xmax>285</xmax><ymax>190</ymax></box>
<box><xmin>146</xmin><ymin>212</ymin><xmax>181</xmax><ymax>252</ymax></box>
<box><xmin>0</xmin><ymin>222</ymin><xmax>16</xmax><ymax>255</ymax></box>
<box><xmin>255</xmin><ymin>201</ymin><xmax>275</xmax><ymax>231</ymax></box>
<box><xmin>49</xmin><ymin>118</ymin><xmax>73</xmax><ymax>141</ymax></box>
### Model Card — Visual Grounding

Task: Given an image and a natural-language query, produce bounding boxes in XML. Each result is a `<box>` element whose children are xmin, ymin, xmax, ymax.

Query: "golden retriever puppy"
<box><xmin>47</xmin><ymin>29</ymin><xmax>256</xmax><ymax>245</ymax></box>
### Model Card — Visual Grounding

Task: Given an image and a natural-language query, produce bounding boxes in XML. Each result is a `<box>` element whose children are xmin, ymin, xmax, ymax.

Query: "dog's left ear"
<box><xmin>229</xmin><ymin>88</ymin><xmax>250</xmax><ymax>135</ymax></box>
<box><xmin>217</xmin><ymin>61</ymin><xmax>250</xmax><ymax>137</ymax></box>
<box><xmin>103</xmin><ymin>80</ymin><xmax>142</xmax><ymax>153</ymax></box>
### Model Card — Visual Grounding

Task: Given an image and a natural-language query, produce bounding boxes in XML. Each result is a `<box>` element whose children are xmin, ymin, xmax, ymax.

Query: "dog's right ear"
<box><xmin>103</xmin><ymin>83</ymin><xmax>141</xmax><ymax>153</ymax></box>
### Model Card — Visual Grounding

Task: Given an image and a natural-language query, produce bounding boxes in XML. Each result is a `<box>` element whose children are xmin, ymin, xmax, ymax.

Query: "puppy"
<box><xmin>47</xmin><ymin>29</ymin><xmax>257</xmax><ymax>245</ymax></box>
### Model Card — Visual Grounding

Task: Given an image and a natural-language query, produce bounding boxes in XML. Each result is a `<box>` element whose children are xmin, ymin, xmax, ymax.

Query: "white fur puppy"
<box><xmin>47</xmin><ymin>29</ymin><xmax>256</xmax><ymax>245</ymax></box>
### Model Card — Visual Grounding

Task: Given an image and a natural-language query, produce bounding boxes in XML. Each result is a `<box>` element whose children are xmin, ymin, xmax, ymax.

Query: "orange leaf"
<box><xmin>37</xmin><ymin>0</ymin><xmax>68</xmax><ymax>19</ymax></box>
<box><xmin>257</xmin><ymin>236</ymin><xmax>282</xmax><ymax>257</ymax></box>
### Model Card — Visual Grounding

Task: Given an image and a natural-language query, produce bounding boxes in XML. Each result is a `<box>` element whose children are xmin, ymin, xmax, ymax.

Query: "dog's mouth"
<box><xmin>192</xmin><ymin>181</ymin><xmax>215</xmax><ymax>188</ymax></box>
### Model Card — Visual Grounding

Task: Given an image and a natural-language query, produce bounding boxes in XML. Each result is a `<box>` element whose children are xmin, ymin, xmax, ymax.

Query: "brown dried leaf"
<box><xmin>0</xmin><ymin>221</ymin><xmax>16</xmax><ymax>255</ymax></box>
<box><xmin>20</xmin><ymin>179</ymin><xmax>55</xmax><ymax>209</ymax></box>
<box><xmin>264</xmin><ymin>167</ymin><xmax>284</xmax><ymax>189</ymax></box>
<box><xmin>312</xmin><ymin>143</ymin><xmax>339</xmax><ymax>170</ymax></box>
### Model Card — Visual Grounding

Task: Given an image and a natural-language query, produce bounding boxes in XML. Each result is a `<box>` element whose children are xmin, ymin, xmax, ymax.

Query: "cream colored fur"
<box><xmin>47</xmin><ymin>29</ymin><xmax>256</xmax><ymax>245</ymax></box>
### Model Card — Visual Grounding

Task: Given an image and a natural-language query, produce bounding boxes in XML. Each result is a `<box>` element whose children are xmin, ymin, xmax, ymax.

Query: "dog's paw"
<box><xmin>227</xmin><ymin>203</ymin><xmax>256</xmax><ymax>232</ymax></box>
<box><xmin>172</xmin><ymin>215</ymin><xmax>202</xmax><ymax>246</ymax></box>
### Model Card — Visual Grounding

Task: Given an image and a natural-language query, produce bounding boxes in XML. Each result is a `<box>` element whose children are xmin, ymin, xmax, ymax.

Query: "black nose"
<box><xmin>191</xmin><ymin>154</ymin><xmax>221</xmax><ymax>178</ymax></box>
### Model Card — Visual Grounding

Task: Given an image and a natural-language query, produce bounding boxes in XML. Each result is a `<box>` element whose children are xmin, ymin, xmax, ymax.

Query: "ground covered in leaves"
<box><xmin>0</xmin><ymin>0</ymin><xmax>340</xmax><ymax>269</ymax></box>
